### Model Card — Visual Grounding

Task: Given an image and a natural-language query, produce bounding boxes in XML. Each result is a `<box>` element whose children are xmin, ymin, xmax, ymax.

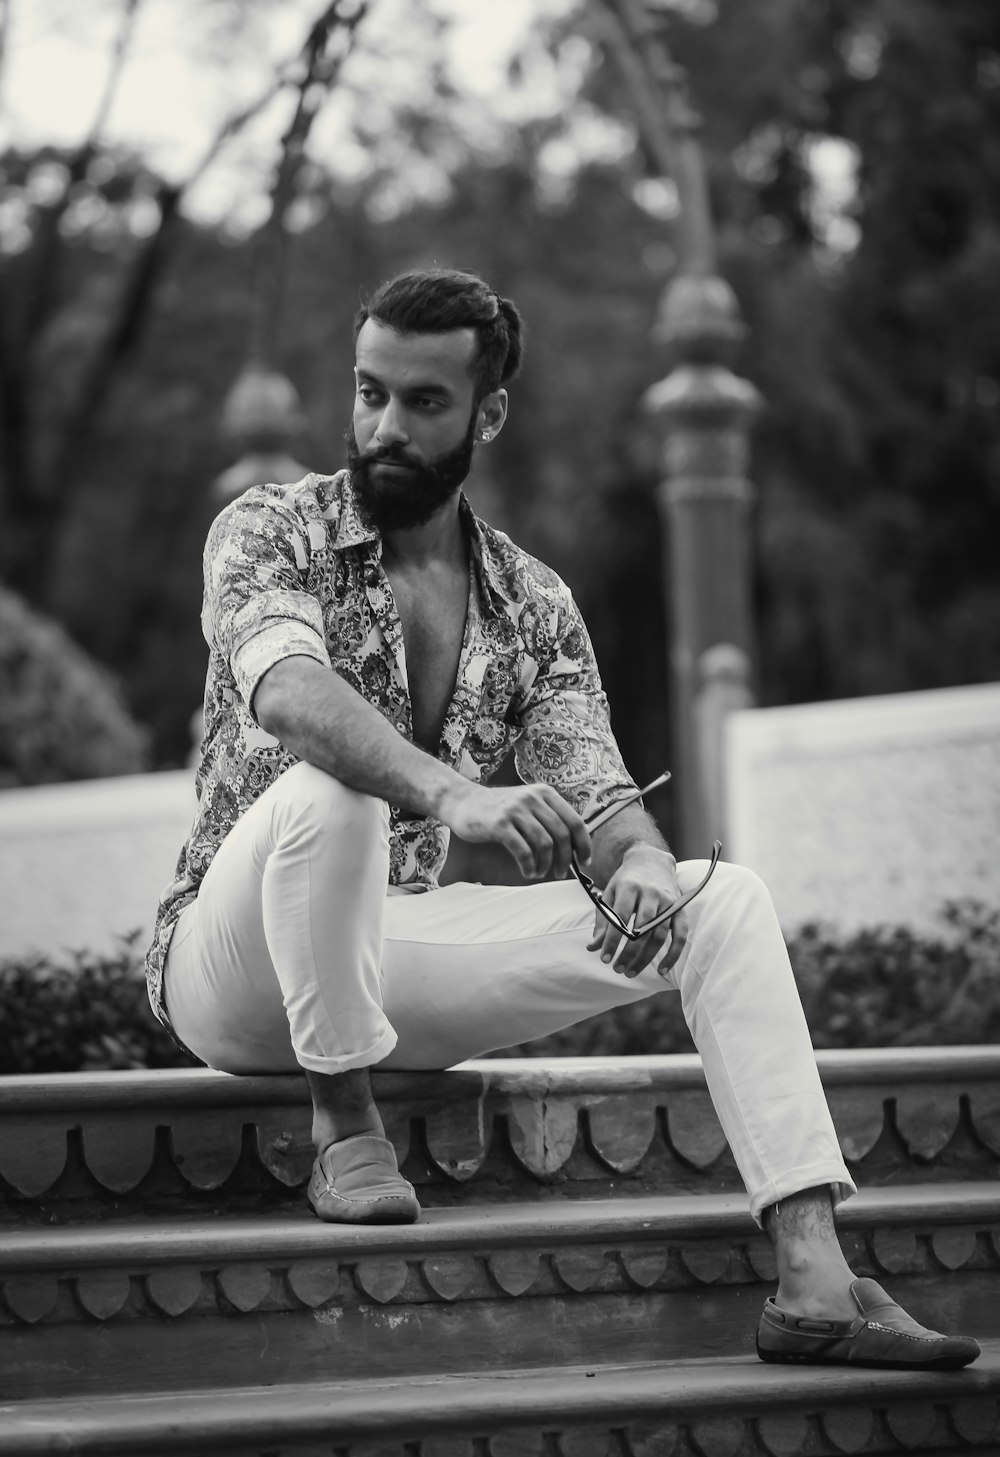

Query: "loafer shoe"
<box><xmin>757</xmin><ymin>1277</ymin><xmax>980</xmax><ymax>1370</ymax></box>
<box><xmin>307</xmin><ymin>1133</ymin><xmax>420</xmax><ymax>1225</ymax></box>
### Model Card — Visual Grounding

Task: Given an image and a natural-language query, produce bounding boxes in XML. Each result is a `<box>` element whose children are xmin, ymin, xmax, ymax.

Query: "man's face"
<box><xmin>349</xmin><ymin>319</ymin><xmax>480</xmax><ymax>533</ymax></box>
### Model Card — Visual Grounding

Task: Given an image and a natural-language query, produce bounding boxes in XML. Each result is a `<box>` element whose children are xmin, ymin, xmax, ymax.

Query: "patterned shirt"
<box><xmin>145</xmin><ymin>471</ymin><xmax>637</xmax><ymax>1034</ymax></box>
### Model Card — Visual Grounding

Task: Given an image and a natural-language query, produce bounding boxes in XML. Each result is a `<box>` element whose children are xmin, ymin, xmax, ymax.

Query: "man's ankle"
<box><xmin>305</xmin><ymin>1067</ymin><xmax>385</xmax><ymax>1153</ymax></box>
<box><xmin>764</xmin><ymin>1184</ymin><xmax>857</xmax><ymax>1318</ymax></box>
<box><xmin>313</xmin><ymin>1112</ymin><xmax>386</xmax><ymax>1151</ymax></box>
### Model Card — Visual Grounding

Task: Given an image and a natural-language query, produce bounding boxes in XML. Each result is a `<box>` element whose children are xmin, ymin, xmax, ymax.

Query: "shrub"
<box><xmin>0</xmin><ymin>936</ymin><xmax>197</xmax><ymax>1074</ymax></box>
<box><xmin>0</xmin><ymin>583</ymin><xmax>150</xmax><ymax>788</ymax></box>
<box><xmin>790</xmin><ymin>899</ymin><xmax>1000</xmax><ymax>1048</ymax></box>
<box><xmin>1</xmin><ymin>903</ymin><xmax>997</xmax><ymax>1074</ymax></box>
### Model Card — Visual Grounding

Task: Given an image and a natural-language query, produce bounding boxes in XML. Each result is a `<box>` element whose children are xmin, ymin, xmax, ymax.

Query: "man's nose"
<box><xmin>373</xmin><ymin>401</ymin><xmax>409</xmax><ymax>447</ymax></box>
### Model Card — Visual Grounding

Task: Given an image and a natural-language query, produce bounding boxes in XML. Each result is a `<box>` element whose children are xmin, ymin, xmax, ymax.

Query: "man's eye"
<box><xmin>357</xmin><ymin>387</ymin><xmax>381</xmax><ymax>404</ymax></box>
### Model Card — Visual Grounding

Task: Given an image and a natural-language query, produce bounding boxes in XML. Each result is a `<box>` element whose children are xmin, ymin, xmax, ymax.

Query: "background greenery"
<box><xmin>2</xmin><ymin>0</ymin><xmax>998</xmax><ymax>806</ymax></box>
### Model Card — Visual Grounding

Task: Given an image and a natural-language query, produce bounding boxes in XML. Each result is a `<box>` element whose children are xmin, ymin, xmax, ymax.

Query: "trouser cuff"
<box><xmin>750</xmin><ymin>1165</ymin><xmax>858</xmax><ymax>1226</ymax></box>
<box><xmin>294</xmin><ymin>1024</ymin><xmax>398</xmax><ymax>1076</ymax></box>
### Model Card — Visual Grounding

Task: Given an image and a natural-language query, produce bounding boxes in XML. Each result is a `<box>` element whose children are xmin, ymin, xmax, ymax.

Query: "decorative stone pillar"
<box><xmin>213</xmin><ymin>363</ymin><xmax>310</xmax><ymax>503</ymax></box>
<box><xmin>593</xmin><ymin>0</ymin><xmax>763</xmax><ymax>854</ymax></box>
<box><xmin>643</xmin><ymin>273</ymin><xmax>760</xmax><ymax>853</ymax></box>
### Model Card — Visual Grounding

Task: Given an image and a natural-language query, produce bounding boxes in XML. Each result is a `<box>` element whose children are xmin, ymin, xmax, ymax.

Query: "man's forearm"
<box><xmin>253</xmin><ymin>657</ymin><xmax>597</xmax><ymax>880</ymax></box>
<box><xmin>254</xmin><ymin>655</ymin><xmax>464</xmax><ymax>819</ymax></box>
<box><xmin>589</xmin><ymin>802</ymin><xmax>675</xmax><ymax>886</ymax></box>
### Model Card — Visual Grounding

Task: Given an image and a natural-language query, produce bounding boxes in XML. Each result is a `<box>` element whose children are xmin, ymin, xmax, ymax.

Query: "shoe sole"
<box><xmin>308</xmin><ymin>1192</ymin><xmax>420</xmax><ymax>1225</ymax></box>
<box><xmin>756</xmin><ymin>1338</ymin><xmax>978</xmax><ymax>1371</ymax></box>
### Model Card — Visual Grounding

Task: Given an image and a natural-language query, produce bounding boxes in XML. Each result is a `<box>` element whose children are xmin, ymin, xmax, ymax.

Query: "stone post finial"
<box><xmin>213</xmin><ymin>364</ymin><xmax>310</xmax><ymax>502</ymax></box>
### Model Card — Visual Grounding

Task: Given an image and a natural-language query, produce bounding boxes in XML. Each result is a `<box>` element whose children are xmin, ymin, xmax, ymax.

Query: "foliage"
<box><xmin>2</xmin><ymin>904</ymin><xmax>997</xmax><ymax>1073</ymax></box>
<box><xmin>789</xmin><ymin>899</ymin><xmax>1000</xmax><ymax>1049</ymax></box>
<box><xmin>694</xmin><ymin>0</ymin><xmax>1000</xmax><ymax>704</ymax></box>
<box><xmin>0</xmin><ymin>583</ymin><xmax>150</xmax><ymax>787</ymax></box>
<box><xmin>0</xmin><ymin>936</ymin><xmax>197</xmax><ymax>1075</ymax></box>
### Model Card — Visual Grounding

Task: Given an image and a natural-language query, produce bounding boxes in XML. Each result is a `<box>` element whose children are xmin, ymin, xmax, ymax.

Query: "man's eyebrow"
<box><xmin>355</xmin><ymin>368</ymin><xmax>455</xmax><ymax>398</ymax></box>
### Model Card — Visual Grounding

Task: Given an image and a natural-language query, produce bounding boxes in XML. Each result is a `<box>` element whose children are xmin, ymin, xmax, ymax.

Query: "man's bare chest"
<box><xmin>384</xmin><ymin>565</ymin><xmax>470</xmax><ymax>753</ymax></box>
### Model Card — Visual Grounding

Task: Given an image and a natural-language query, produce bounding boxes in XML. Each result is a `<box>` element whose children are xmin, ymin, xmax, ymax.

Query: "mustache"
<box><xmin>358</xmin><ymin>443</ymin><xmax>420</xmax><ymax>468</ymax></box>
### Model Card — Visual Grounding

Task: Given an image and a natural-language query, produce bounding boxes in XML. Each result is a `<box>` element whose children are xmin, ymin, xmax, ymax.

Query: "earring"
<box><xmin>480</xmin><ymin>431</ymin><xmax>491</xmax><ymax>441</ymax></box>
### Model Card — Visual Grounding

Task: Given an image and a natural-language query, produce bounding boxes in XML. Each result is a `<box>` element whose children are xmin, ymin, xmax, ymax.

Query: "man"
<box><xmin>147</xmin><ymin>268</ymin><xmax>979</xmax><ymax>1371</ymax></box>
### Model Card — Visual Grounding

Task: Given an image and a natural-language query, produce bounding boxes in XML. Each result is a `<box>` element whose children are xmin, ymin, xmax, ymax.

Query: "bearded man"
<box><xmin>147</xmin><ymin>268</ymin><xmax>978</xmax><ymax>1371</ymax></box>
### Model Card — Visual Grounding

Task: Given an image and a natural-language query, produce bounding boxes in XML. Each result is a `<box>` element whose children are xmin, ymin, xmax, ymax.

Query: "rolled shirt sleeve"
<box><xmin>514</xmin><ymin>591</ymin><xmax>638</xmax><ymax>820</ymax></box>
<box><xmin>202</xmin><ymin>488</ymin><xmax>331</xmax><ymax>716</ymax></box>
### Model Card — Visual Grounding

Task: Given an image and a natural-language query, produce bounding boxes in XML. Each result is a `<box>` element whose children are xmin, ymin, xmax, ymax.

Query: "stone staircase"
<box><xmin>2</xmin><ymin>1049</ymin><xmax>1000</xmax><ymax>1454</ymax></box>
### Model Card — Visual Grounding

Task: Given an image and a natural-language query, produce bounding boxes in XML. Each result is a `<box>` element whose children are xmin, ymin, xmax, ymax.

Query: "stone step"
<box><xmin>3</xmin><ymin>1049</ymin><xmax>1000</xmax><ymax>1219</ymax></box>
<box><xmin>3</xmin><ymin>1184</ymin><xmax>997</xmax><ymax>1400</ymax></box>
<box><xmin>1</xmin><ymin>1346</ymin><xmax>999</xmax><ymax>1455</ymax></box>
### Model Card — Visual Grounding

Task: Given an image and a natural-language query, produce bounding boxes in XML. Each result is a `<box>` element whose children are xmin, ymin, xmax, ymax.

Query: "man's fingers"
<box><xmin>520</xmin><ymin>819</ymin><xmax>554</xmax><ymax>880</ymax></box>
<box><xmin>505</xmin><ymin>790</ymin><xmax>587</xmax><ymax>882</ymax></box>
<box><xmin>502</xmin><ymin>825</ymin><xmax>545</xmax><ymax>880</ymax></box>
<box><xmin>588</xmin><ymin>899</ymin><xmax>624</xmax><ymax>961</ymax></box>
<box><xmin>584</xmin><ymin>881</ymin><xmax>685</xmax><ymax>978</ymax></box>
<box><xmin>569</xmin><ymin>818</ymin><xmax>592</xmax><ymax>868</ymax></box>
<box><xmin>530</xmin><ymin>802</ymin><xmax>577</xmax><ymax>881</ymax></box>
<box><xmin>619</xmin><ymin>928</ymin><xmax>672</xmax><ymax>978</ymax></box>
<box><xmin>538</xmin><ymin>786</ymin><xmax>591</xmax><ymax>868</ymax></box>
<box><xmin>612</xmin><ymin>894</ymin><xmax>673</xmax><ymax>977</ymax></box>
<box><xmin>510</xmin><ymin>807</ymin><xmax>571</xmax><ymax>881</ymax></box>
<box><xmin>595</xmin><ymin>893</ymin><xmax>637</xmax><ymax>967</ymax></box>
<box><xmin>617</xmin><ymin>932</ymin><xmax>671</xmax><ymax>979</ymax></box>
<box><xmin>661</xmin><ymin>911</ymin><xmax>690</xmax><ymax>973</ymax></box>
<box><xmin>583</xmin><ymin>876</ymin><xmax>638</xmax><ymax>964</ymax></box>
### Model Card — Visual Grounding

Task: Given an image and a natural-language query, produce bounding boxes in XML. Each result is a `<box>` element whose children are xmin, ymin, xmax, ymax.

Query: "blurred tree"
<box><xmin>654</xmin><ymin>0</ymin><xmax>1000</xmax><ymax>701</ymax></box>
<box><xmin>2</xmin><ymin>0</ymin><xmax>999</xmax><ymax>790</ymax></box>
<box><xmin>0</xmin><ymin>0</ymin><xmax>367</xmax><ymax>601</ymax></box>
<box><xmin>0</xmin><ymin>0</ymin><xmax>371</xmax><ymax>775</ymax></box>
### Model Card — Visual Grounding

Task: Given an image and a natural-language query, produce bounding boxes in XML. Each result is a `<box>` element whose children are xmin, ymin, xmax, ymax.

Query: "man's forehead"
<box><xmin>355</xmin><ymin>318</ymin><xmax>477</xmax><ymax>388</ymax></box>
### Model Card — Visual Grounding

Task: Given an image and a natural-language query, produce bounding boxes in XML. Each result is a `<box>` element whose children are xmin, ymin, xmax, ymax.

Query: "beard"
<box><xmin>346</xmin><ymin>416</ymin><xmax>477</xmax><ymax>533</ymax></box>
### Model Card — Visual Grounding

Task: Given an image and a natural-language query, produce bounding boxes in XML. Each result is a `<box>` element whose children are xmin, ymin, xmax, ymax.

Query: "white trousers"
<box><xmin>163</xmin><ymin>762</ymin><xmax>855</xmax><ymax>1221</ymax></box>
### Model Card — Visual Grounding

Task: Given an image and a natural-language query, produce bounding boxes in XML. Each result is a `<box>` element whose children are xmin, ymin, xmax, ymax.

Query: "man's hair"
<box><xmin>354</xmin><ymin>268</ymin><xmax>524</xmax><ymax>402</ymax></box>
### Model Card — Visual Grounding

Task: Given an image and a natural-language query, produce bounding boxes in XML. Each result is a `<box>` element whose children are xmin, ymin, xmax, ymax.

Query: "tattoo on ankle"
<box><xmin>765</xmin><ymin>1186</ymin><xmax>837</xmax><ymax>1244</ymax></box>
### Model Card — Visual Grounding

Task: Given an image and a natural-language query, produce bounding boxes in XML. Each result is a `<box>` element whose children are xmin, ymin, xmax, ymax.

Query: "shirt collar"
<box><xmin>459</xmin><ymin>493</ymin><xmax>519</xmax><ymax>613</ymax></box>
<box><xmin>323</xmin><ymin>471</ymin><xmax>380</xmax><ymax>551</ymax></box>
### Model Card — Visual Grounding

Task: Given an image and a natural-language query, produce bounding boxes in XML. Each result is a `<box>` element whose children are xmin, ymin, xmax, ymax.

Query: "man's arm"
<box><xmin>254</xmin><ymin>656</ymin><xmax>591</xmax><ymax>880</ymax></box>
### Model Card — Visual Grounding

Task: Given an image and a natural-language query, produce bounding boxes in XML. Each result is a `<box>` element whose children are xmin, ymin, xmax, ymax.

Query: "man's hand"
<box><xmin>586</xmin><ymin>843</ymin><xmax>688</xmax><ymax>980</ymax></box>
<box><xmin>437</xmin><ymin>780</ymin><xmax>592</xmax><ymax>882</ymax></box>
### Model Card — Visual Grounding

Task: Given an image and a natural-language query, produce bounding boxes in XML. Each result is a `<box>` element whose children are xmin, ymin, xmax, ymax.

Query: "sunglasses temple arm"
<box><xmin>637</xmin><ymin>841</ymin><xmax>724</xmax><ymax>936</ymax></box>
<box><xmin>584</xmin><ymin>772</ymin><xmax>672</xmax><ymax>836</ymax></box>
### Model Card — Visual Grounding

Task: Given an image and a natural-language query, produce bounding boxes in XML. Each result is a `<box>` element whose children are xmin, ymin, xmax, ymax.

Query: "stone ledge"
<box><xmin>0</xmin><ymin>1349</ymin><xmax>998</xmax><ymax>1455</ymax></box>
<box><xmin>3</xmin><ymin>1051</ymin><xmax>1000</xmax><ymax>1204</ymax></box>
<box><xmin>1</xmin><ymin>1186</ymin><xmax>999</xmax><ymax>1331</ymax></box>
<box><xmin>6</xmin><ymin>1047</ymin><xmax>1000</xmax><ymax>1111</ymax></box>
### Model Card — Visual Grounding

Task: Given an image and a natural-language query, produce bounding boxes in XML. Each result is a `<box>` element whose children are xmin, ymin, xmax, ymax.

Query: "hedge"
<box><xmin>0</xmin><ymin>936</ymin><xmax>197</xmax><ymax>1074</ymax></box>
<box><xmin>0</xmin><ymin>901</ymin><xmax>997</xmax><ymax>1074</ymax></box>
<box><xmin>0</xmin><ymin>583</ymin><xmax>150</xmax><ymax>789</ymax></box>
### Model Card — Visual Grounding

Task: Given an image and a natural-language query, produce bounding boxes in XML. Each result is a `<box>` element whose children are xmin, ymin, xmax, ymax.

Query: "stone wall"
<box><xmin>0</xmin><ymin>772</ymin><xmax>194</xmax><ymax>960</ymax></box>
<box><xmin>725</xmin><ymin>682</ymin><xmax>1000</xmax><ymax>934</ymax></box>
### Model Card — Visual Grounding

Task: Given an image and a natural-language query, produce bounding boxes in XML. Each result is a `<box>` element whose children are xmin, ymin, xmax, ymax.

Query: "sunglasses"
<box><xmin>570</xmin><ymin>771</ymin><xmax>723</xmax><ymax>941</ymax></box>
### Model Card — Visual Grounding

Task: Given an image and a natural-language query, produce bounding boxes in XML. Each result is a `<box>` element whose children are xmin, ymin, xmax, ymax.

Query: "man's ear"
<box><xmin>475</xmin><ymin>389</ymin><xmax>508</xmax><ymax>442</ymax></box>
